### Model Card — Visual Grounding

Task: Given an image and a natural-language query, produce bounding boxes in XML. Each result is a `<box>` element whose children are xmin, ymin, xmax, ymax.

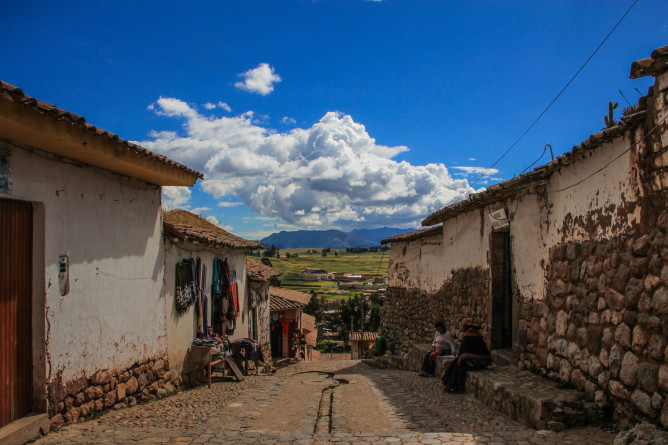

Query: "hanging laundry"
<box><xmin>175</xmin><ymin>260</ymin><xmax>189</xmax><ymax>311</ymax></box>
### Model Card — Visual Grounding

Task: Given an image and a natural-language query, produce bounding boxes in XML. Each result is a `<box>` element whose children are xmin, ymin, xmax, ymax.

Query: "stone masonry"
<box><xmin>515</xmin><ymin>210</ymin><xmax>668</xmax><ymax>428</ymax></box>
<box><xmin>47</xmin><ymin>355</ymin><xmax>179</xmax><ymax>431</ymax></box>
<box><xmin>381</xmin><ymin>266</ymin><xmax>490</xmax><ymax>353</ymax></box>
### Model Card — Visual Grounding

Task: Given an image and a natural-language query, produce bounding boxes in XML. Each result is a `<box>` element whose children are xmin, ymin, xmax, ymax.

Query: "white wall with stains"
<box><xmin>162</xmin><ymin>241</ymin><xmax>248</xmax><ymax>376</ymax></box>
<box><xmin>4</xmin><ymin>142</ymin><xmax>168</xmax><ymax>391</ymax></box>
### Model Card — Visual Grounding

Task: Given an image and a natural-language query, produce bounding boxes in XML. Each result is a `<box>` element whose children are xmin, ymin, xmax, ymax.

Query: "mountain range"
<box><xmin>260</xmin><ymin>227</ymin><xmax>413</xmax><ymax>249</ymax></box>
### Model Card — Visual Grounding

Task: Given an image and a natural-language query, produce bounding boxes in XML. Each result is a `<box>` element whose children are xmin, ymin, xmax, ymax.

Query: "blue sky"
<box><xmin>2</xmin><ymin>1</ymin><xmax>667</xmax><ymax>239</ymax></box>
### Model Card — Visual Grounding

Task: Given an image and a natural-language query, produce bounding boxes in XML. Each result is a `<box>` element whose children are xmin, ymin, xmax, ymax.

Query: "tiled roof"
<box><xmin>269</xmin><ymin>295</ymin><xmax>304</xmax><ymax>311</ymax></box>
<box><xmin>0</xmin><ymin>81</ymin><xmax>203</xmax><ymax>182</ymax></box>
<box><xmin>351</xmin><ymin>332</ymin><xmax>379</xmax><ymax>342</ymax></box>
<box><xmin>422</xmin><ymin>110</ymin><xmax>647</xmax><ymax>227</ymax></box>
<box><xmin>630</xmin><ymin>45</ymin><xmax>668</xmax><ymax>79</ymax></box>
<box><xmin>164</xmin><ymin>221</ymin><xmax>261</xmax><ymax>250</ymax></box>
<box><xmin>381</xmin><ymin>226</ymin><xmax>442</xmax><ymax>244</ymax></box>
<box><xmin>269</xmin><ymin>286</ymin><xmax>312</xmax><ymax>306</ymax></box>
<box><xmin>246</xmin><ymin>259</ymin><xmax>282</xmax><ymax>282</ymax></box>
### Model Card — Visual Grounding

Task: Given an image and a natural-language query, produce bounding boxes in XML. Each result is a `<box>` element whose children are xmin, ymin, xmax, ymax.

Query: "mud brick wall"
<box><xmin>516</xmin><ymin>216</ymin><xmax>668</xmax><ymax>428</ymax></box>
<box><xmin>48</xmin><ymin>355</ymin><xmax>179</xmax><ymax>430</ymax></box>
<box><xmin>381</xmin><ymin>266</ymin><xmax>490</xmax><ymax>353</ymax></box>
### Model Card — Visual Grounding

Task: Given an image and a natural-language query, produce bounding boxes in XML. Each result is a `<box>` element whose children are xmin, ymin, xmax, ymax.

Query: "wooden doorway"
<box><xmin>490</xmin><ymin>230</ymin><xmax>512</xmax><ymax>350</ymax></box>
<box><xmin>0</xmin><ymin>199</ymin><xmax>33</xmax><ymax>428</ymax></box>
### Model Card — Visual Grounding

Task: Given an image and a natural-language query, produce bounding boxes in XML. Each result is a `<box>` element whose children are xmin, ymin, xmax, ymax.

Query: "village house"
<box><xmin>381</xmin><ymin>45</ymin><xmax>668</xmax><ymax>427</ymax></box>
<box><xmin>351</xmin><ymin>332</ymin><xmax>379</xmax><ymax>359</ymax></box>
<box><xmin>246</xmin><ymin>258</ymin><xmax>283</xmax><ymax>364</ymax></box>
<box><xmin>0</xmin><ymin>81</ymin><xmax>202</xmax><ymax>440</ymax></box>
<box><xmin>268</xmin><ymin>286</ymin><xmax>315</xmax><ymax>359</ymax></box>
<box><xmin>162</xmin><ymin>209</ymin><xmax>262</xmax><ymax>379</ymax></box>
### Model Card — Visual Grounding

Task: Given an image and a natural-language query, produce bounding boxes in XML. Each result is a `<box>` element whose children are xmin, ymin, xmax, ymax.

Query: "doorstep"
<box><xmin>466</xmin><ymin>366</ymin><xmax>594</xmax><ymax>431</ymax></box>
<box><xmin>0</xmin><ymin>413</ymin><xmax>49</xmax><ymax>445</ymax></box>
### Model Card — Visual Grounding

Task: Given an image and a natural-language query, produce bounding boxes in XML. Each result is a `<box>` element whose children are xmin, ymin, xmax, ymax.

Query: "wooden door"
<box><xmin>0</xmin><ymin>199</ymin><xmax>33</xmax><ymax>427</ymax></box>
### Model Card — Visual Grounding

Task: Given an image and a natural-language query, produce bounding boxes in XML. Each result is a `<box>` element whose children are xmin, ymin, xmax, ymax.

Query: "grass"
<box><xmin>249</xmin><ymin>248</ymin><xmax>389</xmax><ymax>276</ymax></box>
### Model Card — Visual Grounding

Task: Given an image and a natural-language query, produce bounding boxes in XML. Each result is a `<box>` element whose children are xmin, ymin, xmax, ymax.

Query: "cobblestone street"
<box><xmin>32</xmin><ymin>361</ymin><xmax>615</xmax><ymax>444</ymax></box>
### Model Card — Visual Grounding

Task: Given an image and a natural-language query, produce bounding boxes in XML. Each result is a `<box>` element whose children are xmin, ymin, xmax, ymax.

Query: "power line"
<box><xmin>435</xmin><ymin>0</ymin><xmax>639</xmax><ymax>214</ymax></box>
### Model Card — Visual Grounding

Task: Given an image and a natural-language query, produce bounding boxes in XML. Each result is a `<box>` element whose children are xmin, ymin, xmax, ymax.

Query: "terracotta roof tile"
<box><xmin>164</xmin><ymin>221</ymin><xmax>261</xmax><ymax>250</ymax></box>
<box><xmin>0</xmin><ymin>80</ymin><xmax>203</xmax><ymax>181</ymax></box>
<box><xmin>269</xmin><ymin>286</ymin><xmax>312</xmax><ymax>306</ymax></box>
<box><xmin>269</xmin><ymin>295</ymin><xmax>304</xmax><ymax>311</ymax></box>
<box><xmin>246</xmin><ymin>259</ymin><xmax>282</xmax><ymax>282</ymax></box>
<box><xmin>630</xmin><ymin>45</ymin><xmax>668</xmax><ymax>79</ymax></box>
<box><xmin>381</xmin><ymin>226</ymin><xmax>442</xmax><ymax>244</ymax></box>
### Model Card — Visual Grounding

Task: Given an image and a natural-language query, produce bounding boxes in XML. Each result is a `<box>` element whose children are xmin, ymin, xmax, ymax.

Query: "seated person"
<box><xmin>419</xmin><ymin>321</ymin><xmax>456</xmax><ymax>377</ymax></box>
<box><xmin>442</xmin><ymin>323</ymin><xmax>492</xmax><ymax>392</ymax></box>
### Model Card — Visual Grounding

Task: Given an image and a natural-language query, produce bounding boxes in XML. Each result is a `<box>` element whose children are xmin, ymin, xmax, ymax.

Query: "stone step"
<box><xmin>490</xmin><ymin>348</ymin><xmax>513</xmax><ymax>367</ymax></box>
<box><xmin>465</xmin><ymin>366</ymin><xmax>594</xmax><ymax>431</ymax></box>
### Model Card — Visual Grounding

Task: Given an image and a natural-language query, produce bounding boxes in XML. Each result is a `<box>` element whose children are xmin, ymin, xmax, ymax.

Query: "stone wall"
<box><xmin>381</xmin><ymin>266</ymin><xmax>490</xmax><ymax>353</ymax></box>
<box><xmin>48</xmin><ymin>355</ymin><xmax>178</xmax><ymax>430</ymax></box>
<box><xmin>515</xmin><ymin>201</ymin><xmax>668</xmax><ymax>428</ymax></box>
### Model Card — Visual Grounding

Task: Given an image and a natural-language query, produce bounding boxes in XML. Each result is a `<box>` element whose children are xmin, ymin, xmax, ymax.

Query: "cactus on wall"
<box><xmin>604</xmin><ymin>101</ymin><xmax>618</xmax><ymax>128</ymax></box>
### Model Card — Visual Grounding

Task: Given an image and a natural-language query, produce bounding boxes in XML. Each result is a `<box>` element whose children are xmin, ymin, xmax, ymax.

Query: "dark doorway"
<box><xmin>0</xmin><ymin>199</ymin><xmax>33</xmax><ymax>428</ymax></box>
<box><xmin>490</xmin><ymin>230</ymin><xmax>512</xmax><ymax>350</ymax></box>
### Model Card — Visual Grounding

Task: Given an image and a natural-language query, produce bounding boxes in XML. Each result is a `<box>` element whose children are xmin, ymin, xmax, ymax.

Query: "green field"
<box><xmin>249</xmin><ymin>248</ymin><xmax>389</xmax><ymax>276</ymax></box>
<box><xmin>249</xmin><ymin>248</ymin><xmax>388</xmax><ymax>300</ymax></box>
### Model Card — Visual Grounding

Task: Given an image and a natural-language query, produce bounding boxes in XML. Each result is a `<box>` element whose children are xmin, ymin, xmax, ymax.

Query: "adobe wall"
<box><xmin>1</xmin><ymin>139</ymin><xmax>169</xmax><ymax>421</ymax></box>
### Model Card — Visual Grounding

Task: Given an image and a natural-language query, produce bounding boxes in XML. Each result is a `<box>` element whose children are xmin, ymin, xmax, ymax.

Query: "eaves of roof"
<box><xmin>381</xmin><ymin>226</ymin><xmax>442</xmax><ymax>245</ymax></box>
<box><xmin>0</xmin><ymin>81</ymin><xmax>203</xmax><ymax>186</ymax></box>
<box><xmin>630</xmin><ymin>45</ymin><xmax>668</xmax><ymax>79</ymax></box>
<box><xmin>164</xmin><ymin>221</ymin><xmax>261</xmax><ymax>250</ymax></box>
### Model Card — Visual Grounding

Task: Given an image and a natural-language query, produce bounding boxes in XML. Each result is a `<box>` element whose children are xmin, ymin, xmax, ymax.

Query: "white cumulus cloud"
<box><xmin>234</xmin><ymin>63</ymin><xmax>281</xmax><ymax>95</ymax></box>
<box><xmin>281</xmin><ymin>116</ymin><xmax>296</xmax><ymax>125</ymax></box>
<box><xmin>162</xmin><ymin>186</ymin><xmax>192</xmax><ymax>209</ymax></box>
<box><xmin>218</xmin><ymin>201</ymin><xmax>243</xmax><ymax>207</ymax></box>
<box><xmin>142</xmin><ymin>99</ymin><xmax>480</xmax><ymax>229</ymax></box>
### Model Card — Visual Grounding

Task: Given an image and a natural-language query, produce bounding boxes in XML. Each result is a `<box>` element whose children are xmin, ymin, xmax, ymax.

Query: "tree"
<box><xmin>261</xmin><ymin>257</ymin><xmax>273</xmax><ymax>267</ymax></box>
<box><xmin>303</xmin><ymin>292</ymin><xmax>325</xmax><ymax>324</ymax></box>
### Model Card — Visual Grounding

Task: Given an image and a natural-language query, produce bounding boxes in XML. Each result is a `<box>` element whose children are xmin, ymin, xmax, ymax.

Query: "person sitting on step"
<box><xmin>442</xmin><ymin>323</ymin><xmax>492</xmax><ymax>392</ymax></box>
<box><xmin>418</xmin><ymin>321</ymin><xmax>455</xmax><ymax>377</ymax></box>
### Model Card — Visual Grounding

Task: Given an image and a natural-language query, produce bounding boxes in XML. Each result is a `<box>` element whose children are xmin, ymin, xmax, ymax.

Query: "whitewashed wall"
<box><xmin>3</xmin><ymin>141</ymin><xmax>167</xmax><ymax>391</ymax></box>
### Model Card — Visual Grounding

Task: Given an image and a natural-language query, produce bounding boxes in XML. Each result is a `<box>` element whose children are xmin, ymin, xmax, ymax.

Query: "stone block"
<box><xmin>559</xmin><ymin>359</ymin><xmax>573</xmax><ymax>382</ymax></box>
<box><xmin>84</xmin><ymin>385</ymin><xmax>103</xmax><ymax>402</ymax></box>
<box><xmin>116</xmin><ymin>383</ymin><xmax>126</xmax><ymax>400</ymax></box>
<box><xmin>658</xmin><ymin>365</ymin><xmax>668</xmax><ymax>392</ymax></box>
<box><xmin>49</xmin><ymin>414</ymin><xmax>64</xmax><ymax>431</ymax></box>
<box><xmin>626</xmin><ymin>279</ymin><xmax>644</xmax><ymax>307</ymax></box>
<box><xmin>631</xmin><ymin>389</ymin><xmax>657</xmax><ymax>417</ymax></box>
<box><xmin>152</xmin><ymin>359</ymin><xmax>165</xmax><ymax>372</ymax></box>
<box><xmin>609</xmin><ymin>344</ymin><xmax>623</xmax><ymax>377</ymax></box>
<box><xmin>93</xmin><ymin>398</ymin><xmax>104</xmax><ymax>411</ymax></box>
<box><xmin>126</xmin><ymin>376</ymin><xmax>139</xmax><ymax>394</ymax></box>
<box><xmin>638</xmin><ymin>363</ymin><xmax>658</xmax><ymax>393</ymax></box>
<box><xmin>620</xmin><ymin>351</ymin><xmax>640</xmax><ymax>386</ymax></box>
<box><xmin>598</xmin><ymin>370</ymin><xmax>611</xmax><ymax>389</ymax></box>
<box><xmin>614</xmin><ymin>323</ymin><xmax>632</xmax><ymax>349</ymax></box>
<box><xmin>632</xmin><ymin>235</ymin><xmax>651</xmax><ymax>256</ymax></box>
<box><xmin>91</xmin><ymin>370</ymin><xmax>111</xmax><ymax>386</ymax></box>
<box><xmin>588</xmin><ymin>355</ymin><xmax>602</xmax><ymax>377</ymax></box>
<box><xmin>103</xmin><ymin>390</ymin><xmax>116</xmax><ymax>408</ymax></box>
<box><xmin>630</xmin><ymin>257</ymin><xmax>650</xmax><ymax>276</ymax></box>
<box><xmin>613</xmin><ymin>264</ymin><xmax>631</xmax><ymax>293</ymax></box>
<box><xmin>63</xmin><ymin>407</ymin><xmax>79</xmax><ymax>424</ymax></box>
<box><xmin>73</xmin><ymin>392</ymin><xmax>85</xmax><ymax>407</ymax></box>
<box><xmin>632</xmin><ymin>325</ymin><xmax>649</xmax><ymax>354</ymax></box>
<box><xmin>609</xmin><ymin>380</ymin><xmax>630</xmax><ymax>400</ymax></box>
<box><xmin>652</xmin><ymin>393</ymin><xmax>664</xmax><ymax>411</ymax></box>
<box><xmin>651</xmin><ymin>287</ymin><xmax>668</xmax><ymax>315</ymax></box>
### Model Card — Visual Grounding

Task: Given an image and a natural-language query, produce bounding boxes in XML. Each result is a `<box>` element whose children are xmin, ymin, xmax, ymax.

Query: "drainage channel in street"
<box><xmin>313</xmin><ymin>374</ymin><xmax>348</xmax><ymax>434</ymax></box>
